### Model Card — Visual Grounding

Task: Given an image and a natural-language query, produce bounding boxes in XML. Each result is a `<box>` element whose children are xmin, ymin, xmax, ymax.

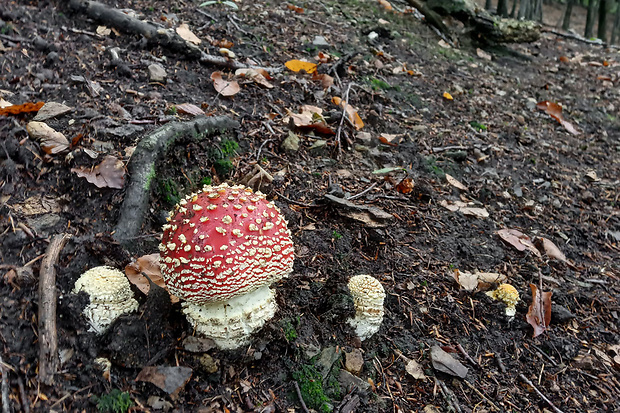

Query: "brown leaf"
<box><xmin>136</xmin><ymin>366</ymin><xmax>193</xmax><ymax>399</ymax></box>
<box><xmin>526</xmin><ymin>283</ymin><xmax>552</xmax><ymax>338</ymax></box>
<box><xmin>497</xmin><ymin>229</ymin><xmax>541</xmax><ymax>257</ymax></box>
<box><xmin>445</xmin><ymin>174</ymin><xmax>468</xmax><ymax>191</ymax></box>
<box><xmin>211</xmin><ymin>71</ymin><xmax>240</xmax><ymax>96</ymax></box>
<box><xmin>430</xmin><ymin>345</ymin><xmax>468</xmax><ymax>378</ymax></box>
<box><xmin>332</xmin><ymin>96</ymin><xmax>364</xmax><ymax>130</ymax></box>
<box><xmin>0</xmin><ymin>101</ymin><xmax>44</xmax><ymax>116</ymax></box>
<box><xmin>536</xmin><ymin>101</ymin><xmax>579</xmax><ymax>135</ymax></box>
<box><xmin>71</xmin><ymin>155</ymin><xmax>125</xmax><ymax>189</ymax></box>
<box><xmin>534</xmin><ymin>237</ymin><xmax>567</xmax><ymax>262</ymax></box>
<box><xmin>175</xmin><ymin>103</ymin><xmax>205</xmax><ymax>117</ymax></box>
<box><xmin>285</xmin><ymin>105</ymin><xmax>335</xmax><ymax>135</ymax></box>
<box><xmin>396</xmin><ymin>177</ymin><xmax>414</xmax><ymax>194</ymax></box>
<box><xmin>235</xmin><ymin>68</ymin><xmax>274</xmax><ymax>89</ymax></box>
<box><xmin>26</xmin><ymin>121</ymin><xmax>70</xmax><ymax>154</ymax></box>
<box><xmin>125</xmin><ymin>254</ymin><xmax>179</xmax><ymax>303</ymax></box>
<box><xmin>176</xmin><ymin>23</ymin><xmax>202</xmax><ymax>45</ymax></box>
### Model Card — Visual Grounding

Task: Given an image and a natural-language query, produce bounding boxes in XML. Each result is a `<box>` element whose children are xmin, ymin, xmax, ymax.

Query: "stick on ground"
<box><xmin>37</xmin><ymin>233</ymin><xmax>71</xmax><ymax>386</ymax></box>
<box><xmin>1</xmin><ymin>355</ymin><xmax>9</xmax><ymax>413</ymax></box>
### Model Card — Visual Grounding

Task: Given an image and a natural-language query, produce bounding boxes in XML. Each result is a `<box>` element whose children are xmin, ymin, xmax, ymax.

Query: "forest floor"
<box><xmin>1</xmin><ymin>0</ymin><xmax>619</xmax><ymax>412</ymax></box>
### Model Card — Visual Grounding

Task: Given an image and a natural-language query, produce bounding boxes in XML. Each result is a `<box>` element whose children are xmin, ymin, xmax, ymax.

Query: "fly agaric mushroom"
<box><xmin>347</xmin><ymin>274</ymin><xmax>385</xmax><ymax>341</ymax></box>
<box><xmin>72</xmin><ymin>266</ymin><xmax>139</xmax><ymax>334</ymax></box>
<box><xmin>486</xmin><ymin>283</ymin><xmax>519</xmax><ymax>316</ymax></box>
<box><xmin>159</xmin><ymin>183</ymin><xmax>295</xmax><ymax>350</ymax></box>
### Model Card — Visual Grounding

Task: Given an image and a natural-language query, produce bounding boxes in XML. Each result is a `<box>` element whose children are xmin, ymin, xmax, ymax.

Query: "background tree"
<box><xmin>585</xmin><ymin>0</ymin><xmax>598</xmax><ymax>38</ymax></box>
<box><xmin>597</xmin><ymin>0</ymin><xmax>608</xmax><ymax>41</ymax></box>
<box><xmin>497</xmin><ymin>0</ymin><xmax>509</xmax><ymax>16</ymax></box>
<box><xmin>562</xmin><ymin>0</ymin><xmax>576</xmax><ymax>30</ymax></box>
<box><xmin>611</xmin><ymin>1</ymin><xmax>620</xmax><ymax>43</ymax></box>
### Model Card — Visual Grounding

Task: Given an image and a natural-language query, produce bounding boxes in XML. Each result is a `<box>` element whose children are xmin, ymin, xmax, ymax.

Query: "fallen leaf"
<box><xmin>396</xmin><ymin>177</ymin><xmax>414</xmax><ymax>194</ymax></box>
<box><xmin>534</xmin><ymin>237</ymin><xmax>567</xmax><ymax>262</ymax></box>
<box><xmin>136</xmin><ymin>366</ymin><xmax>193</xmax><ymax>399</ymax></box>
<box><xmin>71</xmin><ymin>155</ymin><xmax>125</xmax><ymax>189</ymax></box>
<box><xmin>526</xmin><ymin>283</ymin><xmax>552</xmax><ymax>338</ymax></box>
<box><xmin>235</xmin><ymin>68</ymin><xmax>274</xmax><ymax>88</ymax></box>
<box><xmin>558</xmin><ymin>56</ymin><xmax>570</xmax><ymax>63</ymax></box>
<box><xmin>176</xmin><ymin>23</ymin><xmax>202</xmax><ymax>45</ymax></box>
<box><xmin>453</xmin><ymin>269</ymin><xmax>478</xmax><ymax>292</ymax></box>
<box><xmin>405</xmin><ymin>359</ymin><xmax>426</xmax><ymax>379</ymax></box>
<box><xmin>311</xmin><ymin>72</ymin><xmax>334</xmax><ymax>89</ymax></box>
<box><xmin>284</xmin><ymin>105</ymin><xmax>334</xmax><ymax>135</ymax></box>
<box><xmin>536</xmin><ymin>101</ymin><xmax>579</xmax><ymax>135</ymax></box>
<box><xmin>285</xmin><ymin>59</ymin><xmax>318</xmax><ymax>74</ymax></box>
<box><xmin>453</xmin><ymin>270</ymin><xmax>507</xmax><ymax>292</ymax></box>
<box><xmin>96</xmin><ymin>25</ymin><xmax>111</xmax><ymax>36</ymax></box>
<box><xmin>211</xmin><ymin>71</ymin><xmax>240</xmax><ymax>96</ymax></box>
<box><xmin>378</xmin><ymin>133</ymin><xmax>403</xmax><ymax>146</ymax></box>
<box><xmin>440</xmin><ymin>200</ymin><xmax>489</xmax><ymax>218</ymax></box>
<box><xmin>175</xmin><ymin>103</ymin><xmax>205</xmax><ymax>117</ymax></box>
<box><xmin>431</xmin><ymin>345</ymin><xmax>468</xmax><ymax>378</ymax></box>
<box><xmin>33</xmin><ymin>102</ymin><xmax>73</xmax><ymax>121</ymax></box>
<box><xmin>332</xmin><ymin>96</ymin><xmax>364</xmax><ymax>130</ymax></box>
<box><xmin>125</xmin><ymin>254</ymin><xmax>180</xmax><ymax>303</ymax></box>
<box><xmin>0</xmin><ymin>98</ymin><xmax>13</xmax><ymax>108</ymax></box>
<box><xmin>445</xmin><ymin>174</ymin><xmax>468</xmax><ymax>191</ymax></box>
<box><xmin>26</xmin><ymin>121</ymin><xmax>70</xmax><ymax>154</ymax></box>
<box><xmin>476</xmin><ymin>48</ymin><xmax>492</xmax><ymax>61</ymax></box>
<box><xmin>497</xmin><ymin>229</ymin><xmax>541</xmax><ymax>257</ymax></box>
<box><xmin>0</xmin><ymin>101</ymin><xmax>45</xmax><ymax>116</ymax></box>
<box><xmin>378</xmin><ymin>0</ymin><xmax>393</xmax><ymax>10</ymax></box>
<box><xmin>287</xmin><ymin>4</ymin><xmax>304</xmax><ymax>13</ymax></box>
<box><xmin>443</xmin><ymin>92</ymin><xmax>453</xmax><ymax>100</ymax></box>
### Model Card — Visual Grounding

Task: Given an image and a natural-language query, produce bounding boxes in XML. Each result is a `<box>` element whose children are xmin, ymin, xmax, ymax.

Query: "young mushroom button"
<box><xmin>347</xmin><ymin>274</ymin><xmax>386</xmax><ymax>341</ymax></box>
<box><xmin>159</xmin><ymin>183</ymin><xmax>295</xmax><ymax>350</ymax></box>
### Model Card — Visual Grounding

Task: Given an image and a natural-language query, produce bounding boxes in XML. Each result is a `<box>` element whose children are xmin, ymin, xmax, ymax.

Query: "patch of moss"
<box><xmin>424</xmin><ymin>156</ymin><xmax>445</xmax><ymax>178</ymax></box>
<box><xmin>209</xmin><ymin>139</ymin><xmax>239</xmax><ymax>177</ymax></box>
<box><xmin>157</xmin><ymin>178</ymin><xmax>181</xmax><ymax>206</ymax></box>
<box><xmin>281</xmin><ymin>319</ymin><xmax>298</xmax><ymax>342</ymax></box>
<box><xmin>293</xmin><ymin>364</ymin><xmax>332</xmax><ymax>413</ymax></box>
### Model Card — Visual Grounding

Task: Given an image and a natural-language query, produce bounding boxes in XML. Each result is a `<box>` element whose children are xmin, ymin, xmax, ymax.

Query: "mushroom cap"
<box><xmin>486</xmin><ymin>283</ymin><xmax>519</xmax><ymax>316</ymax></box>
<box><xmin>72</xmin><ymin>266</ymin><xmax>139</xmax><ymax>333</ymax></box>
<box><xmin>159</xmin><ymin>183</ymin><xmax>295</xmax><ymax>303</ymax></box>
<box><xmin>347</xmin><ymin>274</ymin><xmax>385</xmax><ymax>340</ymax></box>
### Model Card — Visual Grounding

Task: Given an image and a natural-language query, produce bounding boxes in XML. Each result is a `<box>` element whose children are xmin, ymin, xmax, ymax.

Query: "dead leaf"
<box><xmin>440</xmin><ymin>200</ymin><xmax>489</xmax><ymax>218</ymax></box>
<box><xmin>125</xmin><ymin>254</ymin><xmax>180</xmax><ymax>303</ymax></box>
<box><xmin>534</xmin><ymin>237</ymin><xmax>567</xmax><ymax>262</ymax></box>
<box><xmin>453</xmin><ymin>270</ymin><xmax>506</xmax><ymax>292</ymax></box>
<box><xmin>286</xmin><ymin>4</ymin><xmax>304</xmax><ymax>13</ymax></box>
<box><xmin>332</xmin><ymin>96</ymin><xmax>364</xmax><ymax>130</ymax></box>
<box><xmin>311</xmin><ymin>72</ymin><xmax>334</xmax><ymax>89</ymax></box>
<box><xmin>26</xmin><ymin>121</ymin><xmax>70</xmax><ymax>154</ymax></box>
<box><xmin>284</xmin><ymin>105</ymin><xmax>335</xmax><ymax>135</ymax></box>
<box><xmin>96</xmin><ymin>25</ymin><xmax>111</xmax><ymax>36</ymax></box>
<box><xmin>71</xmin><ymin>155</ymin><xmax>125</xmax><ymax>189</ymax></box>
<box><xmin>526</xmin><ymin>283</ymin><xmax>552</xmax><ymax>338</ymax></box>
<box><xmin>405</xmin><ymin>359</ymin><xmax>425</xmax><ymax>379</ymax></box>
<box><xmin>235</xmin><ymin>68</ymin><xmax>274</xmax><ymax>88</ymax></box>
<box><xmin>536</xmin><ymin>101</ymin><xmax>579</xmax><ymax>135</ymax></box>
<box><xmin>1</xmin><ymin>101</ymin><xmax>45</xmax><ymax>116</ymax></box>
<box><xmin>175</xmin><ymin>103</ymin><xmax>205</xmax><ymax>117</ymax></box>
<box><xmin>378</xmin><ymin>133</ymin><xmax>403</xmax><ymax>146</ymax></box>
<box><xmin>396</xmin><ymin>177</ymin><xmax>414</xmax><ymax>194</ymax></box>
<box><xmin>33</xmin><ymin>102</ymin><xmax>73</xmax><ymax>121</ymax></box>
<box><xmin>378</xmin><ymin>0</ymin><xmax>393</xmax><ymax>10</ymax></box>
<box><xmin>285</xmin><ymin>59</ymin><xmax>317</xmax><ymax>74</ymax></box>
<box><xmin>443</xmin><ymin>92</ymin><xmax>453</xmax><ymax>100</ymax></box>
<box><xmin>476</xmin><ymin>48</ymin><xmax>492</xmax><ymax>61</ymax></box>
<box><xmin>211</xmin><ymin>71</ymin><xmax>240</xmax><ymax>96</ymax></box>
<box><xmin>136</xmin><ymin>366</ymin><xmax>193</xmax><ymax>399</ymax></box>
<box><xmin>9</xmin><ymin>195</ymin><xmax>61</xmax><ymax>216</ymax></box>
<box><xmin>453</xmin><ymin>269</ymin><xmax>479</xmax><ymax>292</ymax></box>
<box><xmin>431</xmin><ymin>345</ymin><xmax>468</xmax><ymax>378</ymax></box>
<box><xmin>445</xmin><ymin>174</ymin><xmax>468</xmax><ymax>191</ymax></box>
<box><xmin>496</xmin><ymin>228</ymin><xmax>541</xmax><ymax>257</ymax></box>
<box><xmin>176</xmin><ymin>23</ymin><xmax>202</xmax><ymax>45</ymax></box>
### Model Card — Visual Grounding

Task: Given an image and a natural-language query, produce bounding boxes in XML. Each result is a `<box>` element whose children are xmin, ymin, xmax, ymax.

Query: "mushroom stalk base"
<box><xmin>182</xmin><ymin>286</ymin><xmax>277</xmax><ymax>350</ymax></box>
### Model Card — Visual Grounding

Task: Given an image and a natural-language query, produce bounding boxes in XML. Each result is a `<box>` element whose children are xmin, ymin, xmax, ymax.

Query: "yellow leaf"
<box><xmin>443</xmin><ymin>92</ymin><xmax>453</xmax><ymax>100</ymax></box>
<box><xmin>378</xmin><ymin>0</ymin><xmax>393</xmax><ymax>10</ymax></box>
<box><xmin>332</xmin><ymin>97</ymin><xmax>364</xmax><ymax>130</ymax></box>
<box><xmin>285</xmin><ymin>59</ymin><xmax>317</xmax><ymax>74</ymax></box>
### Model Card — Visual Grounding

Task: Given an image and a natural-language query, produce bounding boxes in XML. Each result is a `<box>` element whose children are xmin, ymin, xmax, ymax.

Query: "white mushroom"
<box><xmin>347</xmin><ymin>274</ymin><xmax>385</xmax><ymax>340</ymax></box>
<box><xmin>159</xmin><ymin>183</ymin><xmax>295</xmax><ymax>350</ymax></box>
<box><xmin>72</xmin><ymin>266</ymin><xmax>139</xmax><ymax>334</ymax></box>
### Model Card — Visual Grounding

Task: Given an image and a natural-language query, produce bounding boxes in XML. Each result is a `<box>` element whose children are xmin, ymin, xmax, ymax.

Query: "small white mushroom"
<box><xmin>72</xmin><ymin>266</ymin><xmax>138</xmax><ymax>334</ymax></box>
<box><xmin>347</xmin><ymin>274</ymin><xmax>385</xmax><ymax>341</ymax></box>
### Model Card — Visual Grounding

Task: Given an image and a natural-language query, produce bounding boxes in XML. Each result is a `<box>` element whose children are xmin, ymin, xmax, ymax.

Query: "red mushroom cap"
<box><xmin>159</xmin><ymin>183</ymin><xmax>295</xmax><ymax>303</ymax></box>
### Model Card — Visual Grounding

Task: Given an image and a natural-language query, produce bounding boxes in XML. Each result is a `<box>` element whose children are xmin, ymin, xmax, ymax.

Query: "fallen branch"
<box><xmin>1</xmin><ymin>356</ymin><xmax>9</xmax><ymax>413</ymax></box>
<box><xmin>113</xmin><ymin>116</ymin><xmax>238</xmax><ymax>249</ymax></box>
<box><xmin>68</xmin><ymin>0</ymin><xmax>282</xmax><ymax>72</ymax></box>
<box><xmin>292</xmin><ymin>381</ymin><xmax>310</xmax><ymax>413</ymax></box>
<box><xmin>38</xmin><ymin>233</ymin><xmax>71</xmax><ymax>386</ymax></box>
<box><xmin>542</xmin><ymin>28</ymin><xmax>620</xmax><ymax>49</ymax></box>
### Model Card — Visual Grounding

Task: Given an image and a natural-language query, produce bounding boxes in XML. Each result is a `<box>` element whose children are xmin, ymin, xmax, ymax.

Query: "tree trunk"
<box><xmin>518</xmin><ymin>0</ymin><xmax>530</xmax><ymax>19</ymax></box>
<box><xmin>611</xmin><ymin>4</ymin><xmax>620</xmax><ymax>44</ymax></box>
<box><xmin>562</xmin><ymin>0</ymin><xmax>574</xmax><ymax>30</ymax></box>
<box><xmin>597</xmin><ymin>0</ymin><xmax>608</xmax><ymax>41</ymax></box>
<box><xmin>485</xmin><ymin>0</ymin><xmax>494</xmax><ymax>11</ymax></box>
<box><xmin>533</xmin><ymin>0</ymin><xmax>543</xmax><ymax>21</ymax></box>
<box><xmin>510</xmin><ymin>0</ymin><xmax>519</xmax><ymax>17</ymax></box>
<box><xmin>498</xmin><ymin>0</ymin><xmax>509</xmax><ymax>17</ymax></box>
<box><xmin>585</xmin><ymin>0</ymin><xmax>598</xmax><ymax>38</ymax></box>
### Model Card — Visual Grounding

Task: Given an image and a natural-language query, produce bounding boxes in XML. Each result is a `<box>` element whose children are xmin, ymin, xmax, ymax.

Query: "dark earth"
<box><xmin>1</xmin><ymin>0</ymin><xmax>619</xmax><ymax>412</ymax></box>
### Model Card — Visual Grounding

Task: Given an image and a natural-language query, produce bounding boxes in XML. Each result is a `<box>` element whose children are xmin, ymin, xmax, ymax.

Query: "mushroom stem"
<box><xmin>182</xmin><ymin>285</ymin><xmax>278</xmax><ymax>350</ymax></box>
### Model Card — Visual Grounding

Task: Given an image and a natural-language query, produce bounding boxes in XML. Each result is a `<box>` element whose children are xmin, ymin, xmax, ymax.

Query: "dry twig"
<box><xmin>292</xmin><ymin>381</ymin><xmax>310</xmax><ymax>413</ymax></box>
<box><xmin>38</xmin><ymin>233</ymin><xmax>71</xmax><ymax>386</ymax></box>
<box><xmin>519</xmin><ymin>373</ymin><xmax>565</xmax><ymax>413</ymax></box>
<box><xmin>1</xmin><ymin>355</ymin><xmax>9</xmax><ymax>413</ymax></box>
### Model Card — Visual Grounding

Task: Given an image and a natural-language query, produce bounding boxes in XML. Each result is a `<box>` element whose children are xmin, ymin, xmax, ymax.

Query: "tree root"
<box><xmin>113</xmin><ymin>116</ymin><xmax>239</xmax><ymax>249</ymax></box>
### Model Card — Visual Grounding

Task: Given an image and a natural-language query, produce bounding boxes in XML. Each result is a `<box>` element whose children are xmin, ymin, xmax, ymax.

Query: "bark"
<box><xmin>518</xmin><ymin>0</ymin><xmax>530</xmax><ymax>19</ymax></box>
<box><xmin>597</xmin><ymin>0</ymin><xmax>608</xmax><ymax>41</ymax></box>
<box><xmin>498</xmin><ymin>0</ymin><xmax>509</xmax><ymax>17</ymax></box>
<box><xmin>510</xmin><ymin>0</ymin><xmax>519</xmax><ymax>17</ymax></box>
<box><xmin>611</xmin><ymin>5</ymin><xmax>620</xmax><ymax>44</ymax></box>
<box><xmin>585</xmin><ymin>0</ymin><xmax>598</xmax><ymax>38</ymax></box>
<box><xmin>485</xmin><ymin>0</ymin><xmax>494</xmax><ymax>11</ymax></box>
<box><xmin>562</xmin><ymin>0</ymin><xmax>575</xmax><ymax>31</ymax></box>
<box><xmin>37</xmin><ymin>234</ymin><xmax>71</xmax><ymax>386</ymax></box>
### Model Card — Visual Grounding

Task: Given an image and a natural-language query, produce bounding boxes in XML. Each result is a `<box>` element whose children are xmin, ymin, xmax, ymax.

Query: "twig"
<box><xmin>494</xmin><ymin>352</ymin><xmax>507</xmax><ymax>374</ymax></box>
<box><xmin>347</xmin><ymin>183</ymin><xmax>377</xmax><ymax>201</ymax></box>
<box><xmin>456</xmin><ymin>343</ymin><xmax>479</xmax><ymax>368</ymax></box>
<box><xmin>436</xmin><ymin>379</ymin><xmax>462</xmax><ymax>413</ymax></box>
<box><xmin>334</xmin><ymin>83</ymin><xmax>354</xmax><ymax>158</ymax></box>
<box><xmin>432</xmin><ymin>145</ymin><xmax>468</xmax><ymax>153</ymax></box>
<box><xmin>275</xmin><ymin>192</ymin><xmax>316</xmax><ymax>208</ymax></box>
<box><xmin>462</xmin><ymin>380</ymin><xmax>500</xmax><ymax>411</ymax></box>
<box><xmin>38</xmin><ymin>233</ymin><xmax>71</xmax><ymax>386</ymax></box>
<box><xmin>292</xmin><ymin>381</ymin><xmax>310</xmax><ymax>413</ymax></box>
<box><xmin>518</xmin><ymin>373</ymin><xmax>565</xmax><ymax>413</ymax></box>
<box><xmin>541</xmin><ymin>27</ymin><xmax>620</xmax><ymax>49</ymax></box>
<box><xmin>1</xmin><ymin>356</ymin><xmax>9</xmax><ymax>413</ymax></box>
<box><xmin>17</xmin><ymin>375</ymin><xmax>29</xmax><ymax>413</ymax></box>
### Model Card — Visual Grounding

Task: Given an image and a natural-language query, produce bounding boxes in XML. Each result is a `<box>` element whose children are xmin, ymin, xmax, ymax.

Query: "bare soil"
<box><xmin>0</xmin><ymin>0</ymin><xmax>619</xmax><ymax>412</ymax></box>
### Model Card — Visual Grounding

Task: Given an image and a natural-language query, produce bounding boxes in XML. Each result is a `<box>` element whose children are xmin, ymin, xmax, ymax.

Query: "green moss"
<box><xmin>293</xmin><ymin>364</ymin><xmax>332</xmax><ymax>413</ymax></box>
<box><xmin>424</xmin><ymin>156</ymin><xmax>445</xmax><ymax>178</ymax></box>
<box><xmin>469</xmin><ymin>120</ymin><xmax>487</xmax><ymax>131</ymax></box>
<box><xmin>93</xmin><ymin>389</ymin><xmax>133</xmax><ymax>413</ymax></box>
<box><xmin>157</xmin><ymin>178</ymin><xmax>181</xmax><ymax>206</ymax></box>
<box><xmin>282</xmin><ymin>319</ymin><xmax>298</xmax><ymax>342</ymax></box>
